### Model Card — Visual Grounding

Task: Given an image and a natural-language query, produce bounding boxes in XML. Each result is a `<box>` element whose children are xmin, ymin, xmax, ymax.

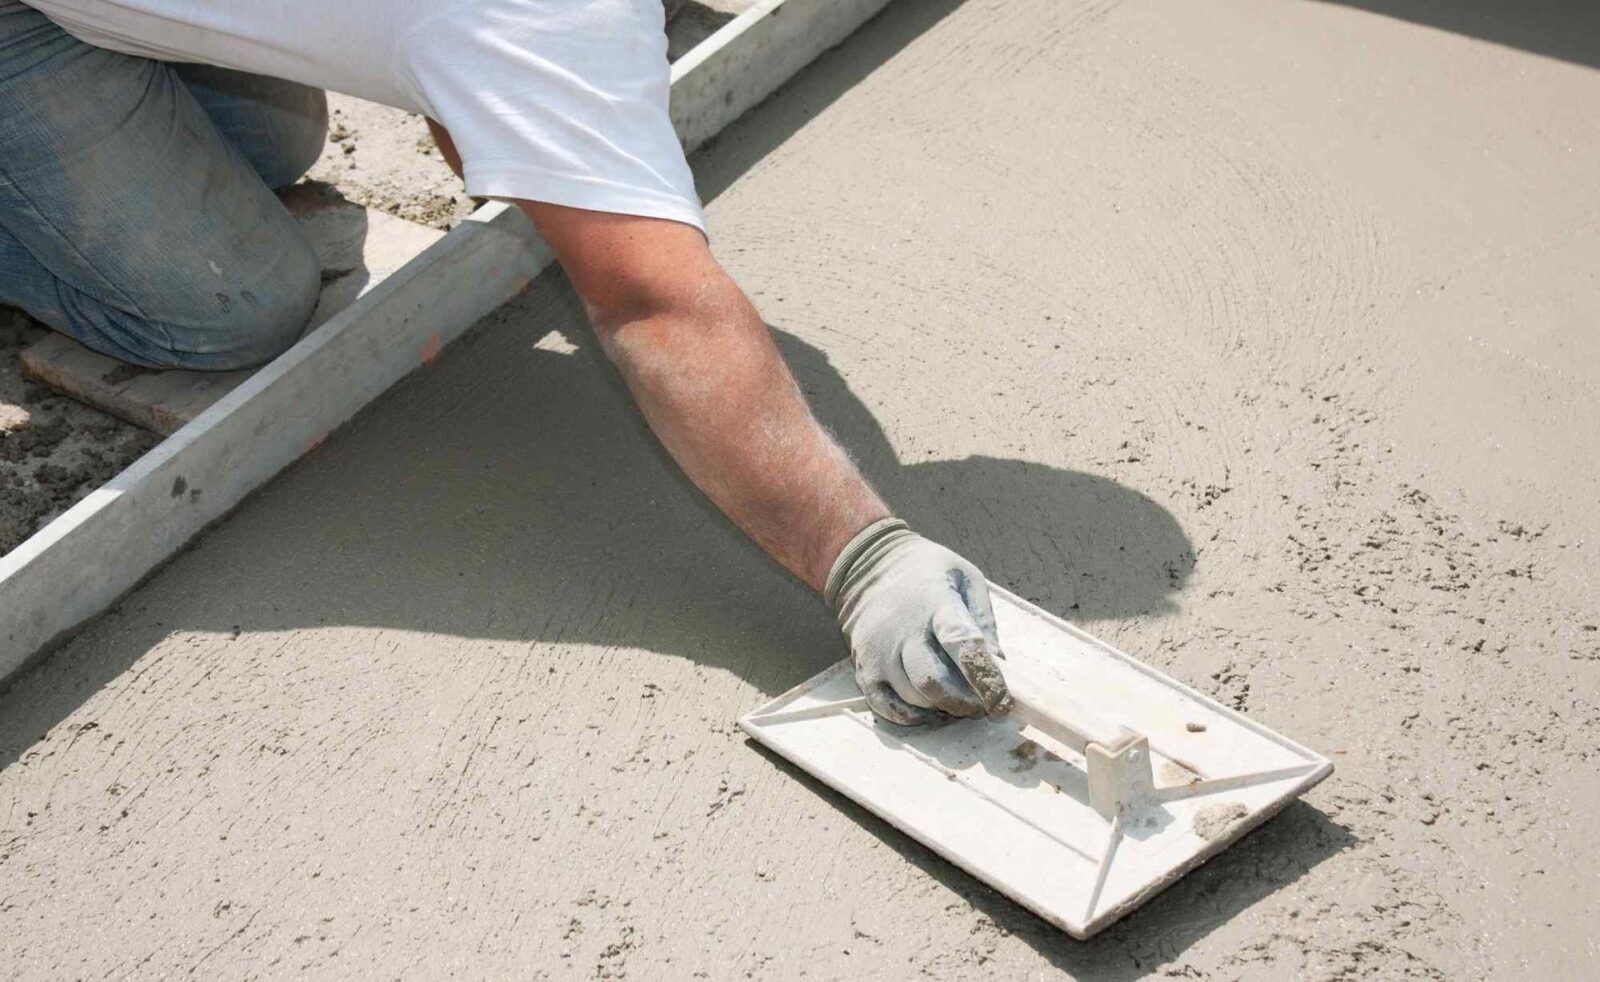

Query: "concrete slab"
<box><xmin>3</xmin><ymin>0</ymin><xmax>1600</xmax><ymax>978</ymax></box>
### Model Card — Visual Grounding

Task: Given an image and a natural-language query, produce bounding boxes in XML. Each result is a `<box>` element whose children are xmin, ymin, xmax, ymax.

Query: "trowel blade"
<box><xmin>739</xmin><ymin>585</ymin><xmax>1332</xmax><ymax>939</ymax></box>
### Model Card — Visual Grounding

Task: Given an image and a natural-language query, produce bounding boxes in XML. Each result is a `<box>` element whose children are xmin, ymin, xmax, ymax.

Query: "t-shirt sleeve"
<box><xmin>398</xmin><ymin>0</ymin><xmax>705</xmax><ymax>234</ymax></box>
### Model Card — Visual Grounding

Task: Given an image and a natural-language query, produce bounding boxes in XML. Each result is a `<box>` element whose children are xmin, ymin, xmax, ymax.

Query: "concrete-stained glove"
<box><xmin>825</xmin><ymin>518</ymin><xmax>1012</xmax><ymax>725</ymax></box>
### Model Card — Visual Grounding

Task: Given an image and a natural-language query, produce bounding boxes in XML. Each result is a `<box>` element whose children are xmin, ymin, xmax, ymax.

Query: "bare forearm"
<box><xmin>519</xmin><ymin>201</ymin><xmax>885</xmax><ymax>590</ymax></box>
<box><xmin>598</xmin><ymin>282</ymin><xmax>887</xmax><ymax>591</ymax></box>
<box><xmin>515</xmin><ymin>202</ymin><xmax>1006</xmax><ymax>723</ymax></box>
<box><xmin>427</xmin><ymin>132</ymin><xmax>882</xmax><ymax>586</ymax></box>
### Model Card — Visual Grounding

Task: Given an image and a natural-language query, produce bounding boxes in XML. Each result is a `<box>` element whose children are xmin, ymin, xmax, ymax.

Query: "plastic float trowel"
<box><xmin>738</xmin><ymin>585</ymin><xmax>1332</xmax><ymax>939</ymax></box>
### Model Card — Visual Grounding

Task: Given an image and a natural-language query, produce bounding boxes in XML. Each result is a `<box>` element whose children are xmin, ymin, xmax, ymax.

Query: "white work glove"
<box><xmin>825</xmin><ymin>518</ymin><xmax>1012</xmax><ymax>725</ymax></box>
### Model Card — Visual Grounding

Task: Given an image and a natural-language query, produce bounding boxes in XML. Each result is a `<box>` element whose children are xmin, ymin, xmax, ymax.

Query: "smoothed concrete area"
<box><xmin>4</xmin><ymin>0</ymin><xmax>1599</xmax><ymax>977</ymax></box>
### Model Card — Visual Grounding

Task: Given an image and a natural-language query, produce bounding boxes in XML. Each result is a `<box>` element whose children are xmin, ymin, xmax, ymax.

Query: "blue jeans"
<box><xmin>0</xmin><ymin>1</ymin><xmax>326</xmax><ymax>369</ymax></box>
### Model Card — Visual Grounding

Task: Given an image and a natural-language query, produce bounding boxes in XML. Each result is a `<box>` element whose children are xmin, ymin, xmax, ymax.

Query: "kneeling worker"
<box><xmin>0</xmin><ymin>0</ymin><xmax>1011</xmax><ymax>722</ymax></box>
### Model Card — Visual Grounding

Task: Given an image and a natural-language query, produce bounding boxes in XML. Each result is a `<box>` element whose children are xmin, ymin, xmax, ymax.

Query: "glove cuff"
<box><xmin>824</xmin><ymin>517</ymin><xmax>911</xmax><ymax>611</ymax></box>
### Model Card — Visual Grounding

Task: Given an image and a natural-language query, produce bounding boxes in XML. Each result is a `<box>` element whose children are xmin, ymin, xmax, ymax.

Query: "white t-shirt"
<box><xmin>27</xmin><ymin>0</ymin><xmax>706</xmax><ymax>232</ymax></box>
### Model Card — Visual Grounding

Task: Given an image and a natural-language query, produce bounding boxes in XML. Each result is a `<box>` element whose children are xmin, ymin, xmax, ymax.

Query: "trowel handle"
<box><xmin>1003</xmin><ymin>661</ymin><xmax>1134</xmax><ymax>754</ymax></box>
<box><xmin>1003</xmin><ymin>662</ymin><xmax>1155</xmax><ymax>819</ymax></box>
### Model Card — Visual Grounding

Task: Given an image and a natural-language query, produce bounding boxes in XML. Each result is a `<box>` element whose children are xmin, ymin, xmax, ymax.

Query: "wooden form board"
<box><xmin>0</xmin><ymin>0</ymin><xmax>897</xmax><ymax>685</ymax></box>
<box><xmin>20</xmin><ymin>336</ymin><xmax>254</xmax><ymax>437</ymax></box>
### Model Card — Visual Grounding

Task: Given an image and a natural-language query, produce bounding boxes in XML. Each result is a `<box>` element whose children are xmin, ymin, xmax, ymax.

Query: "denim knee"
<box><xmin>221</xmin><ymin>235</ymin><xmax>321</xmax><ymax>366</ymax></box>
<box><xmin>257</xmin><ymin>88</ymin><xmax>328</xmax><ymax>190</ymax></box>
<box><xmin>175</xmin><ymin>65</ymin><xmax>330</xmax><ymax>190</ymax></box>
<box><xmin>0</xmin><ymin>12</ymin><xmax>326</xmax><ymax>372</ymax></box>
<box><xmin>165</xmin><ymin>228</ymin><xmax>322</xmax><ymax>370</ymax></box>
<box><xmin>88</xmin><ymin>226</ymin><xmax>323</xmax><ymax>372</ymax></box>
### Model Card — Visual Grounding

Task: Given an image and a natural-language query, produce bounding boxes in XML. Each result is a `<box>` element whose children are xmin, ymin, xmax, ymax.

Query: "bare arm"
<box><xmin>426</xmin><ymin>119</ymin><xmax>464</xmax><ymax>180</ymax></box>
<box><xmin>428</xmin><ymin>126</ymin><xmax>1007</xmax><ymax>721</ymax></box>
<box><xmin>522</xmin><ymin>202</ymin><xmax>887</xmax><ymax>590</ymax></box>
<box><xmin>518</xmin><ymin>202</ymin><xmax>1008</xmax><ymax>723</ymax></box>
<box><xmin>424</xmin><ymin>120</ymin><xmax>878</xmax><ymax>583</ymax></box>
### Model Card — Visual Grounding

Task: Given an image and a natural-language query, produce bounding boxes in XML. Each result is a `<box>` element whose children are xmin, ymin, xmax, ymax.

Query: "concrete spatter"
<box><xmin>3</xmin><ymin>0</ymin><xmax>1600</xmax><ymax>978</ymax></box>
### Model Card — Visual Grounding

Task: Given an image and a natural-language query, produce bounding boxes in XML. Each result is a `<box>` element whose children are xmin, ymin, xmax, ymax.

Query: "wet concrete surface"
<box><xmin>4</xmin><ymin>0</ymin><xmax>1600</xmax><ymax>977</ymax></box>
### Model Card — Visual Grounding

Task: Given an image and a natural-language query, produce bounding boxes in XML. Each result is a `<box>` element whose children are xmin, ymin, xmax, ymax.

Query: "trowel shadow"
<box><xmin>750</xmin><ymin>740</ymin><xmax>1354</xmax><ymax>978</ymax></box>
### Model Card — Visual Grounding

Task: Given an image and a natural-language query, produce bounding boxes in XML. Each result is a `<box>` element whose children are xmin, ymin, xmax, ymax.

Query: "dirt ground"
<box><xmin>0</xmin><ymin>0</ymin><xmax>741</xmax><ymax>557</ymax></box>
<box><xmin>0</xmin><ymin>311</ymin><xmax>159</xmax><ymax>554</ymax></box>
<box><xmin>4</xmin><ymin>0</ymin><xmax>1600</xmax><ymax>979</ymax></box>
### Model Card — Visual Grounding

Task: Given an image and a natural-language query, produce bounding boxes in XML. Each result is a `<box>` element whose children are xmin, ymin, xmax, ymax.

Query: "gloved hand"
<box><xmin>825</xmin><ymin>518</ymin><xmax>1012</xmax><ymax>725</ymax></box>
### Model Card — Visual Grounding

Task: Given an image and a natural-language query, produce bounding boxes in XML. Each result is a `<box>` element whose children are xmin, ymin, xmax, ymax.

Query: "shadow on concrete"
<box><xmin>0</xmin><ymin>290</ymin><xmax>1194</xmax><ymax>728</ymax></box>
<box><xmin>1317</xmin><ymin>0</ymin><xmax>1600</xmax><ymax>70</ymax></box>
<box><xmin>91</xmin><ymin>289</ymin><xmax>1190</xmax><ymax>696</ymax></box>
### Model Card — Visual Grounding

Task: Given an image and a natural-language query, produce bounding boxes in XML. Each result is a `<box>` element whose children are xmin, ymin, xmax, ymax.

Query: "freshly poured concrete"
<box><xmin>4</xmin><ymin>0</ymin><xmax>1600</xmax><ymax>977</ymax></box>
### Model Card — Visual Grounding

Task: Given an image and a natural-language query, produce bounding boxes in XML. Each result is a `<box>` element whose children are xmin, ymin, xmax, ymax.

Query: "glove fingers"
<box><xmin>873</xmin><ymin>643</ymin><xmax>939</xmax><ymax>711</ymax></box>
<box><xmin>961</xmin><ymin>573</ymin><xmax>1004</xmax><ymax>654</ymax></box>
<box><xmin>901</xmin><ymin>637</ymin><xmax>987</xmax><ymax>717</ymax></box>
<box><xmin>858</xmin><ymin>674</ymin><xmax>945</xmax><ymax>727</ymax></box>
<box><xmin>932</xmin><ymin>600</ymin><xmax>1013</xmax><ymax>717</ymax></box>
<box><xmin>855</xmin><ymin>645</ymin><xmax>943</xmax><ymax>725</ymax></box>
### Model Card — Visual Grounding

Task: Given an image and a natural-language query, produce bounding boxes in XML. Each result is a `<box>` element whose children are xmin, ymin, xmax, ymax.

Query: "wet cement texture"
<box><xmin>4</xmin><ymin>0</ymin><xmax>1600</xmax><ymax>978</ymax></box>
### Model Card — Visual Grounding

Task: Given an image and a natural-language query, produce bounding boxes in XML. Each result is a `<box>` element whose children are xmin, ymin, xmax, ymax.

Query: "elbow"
<box><xmin>584</xmin><ymin>268</ymin><xmax>747</xmax><ymax>360</ymax></box>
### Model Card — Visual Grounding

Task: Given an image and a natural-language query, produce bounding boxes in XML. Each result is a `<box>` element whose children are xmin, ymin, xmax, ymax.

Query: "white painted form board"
<box><xmin>740</xmin><ymin>586</ymin><xmax>1333</xmax><ymax>939</ymax></box>
<box><xmin>0</xmin><ymin>0</ymin><xmax>897</xmax><ymax>683</ymax></box>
